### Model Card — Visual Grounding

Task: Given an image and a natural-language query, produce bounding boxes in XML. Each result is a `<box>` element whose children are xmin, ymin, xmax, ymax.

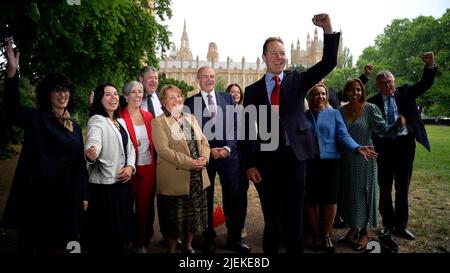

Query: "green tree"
<box><xmin>215</xmin><ymin>75</ymin><xmax>227</xmax><ymax>92</ymax></box>
<box><xmin>158</xmin><ymin>73</ymin><xmax>194</xmax><ymax>98</ymax></box>
<box><xmin>323</xmin><ymin>67</ymin><xmax>359</xmax><ymax>92</ymax></box>
<box><xmin>357</xmin><ymin>9</ymin><xmax>450</xmax><ymax>116</ymax></box>
<box><xmin>0</xmin><ymin>0</ymin><xmax>173</xmax><ymax>157</ymax></box>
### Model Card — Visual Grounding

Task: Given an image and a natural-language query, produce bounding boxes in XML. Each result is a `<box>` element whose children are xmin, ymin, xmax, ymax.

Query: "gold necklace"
<box><xmin>113</xmin><ymin>119</ymin><xmax>120</xmax><ymax>130</ymax></box>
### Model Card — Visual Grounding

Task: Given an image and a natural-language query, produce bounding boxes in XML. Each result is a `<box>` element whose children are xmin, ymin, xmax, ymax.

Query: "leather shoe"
<box><xmin>393</xmin><ymin>228</ymin><xmax>415</xmax><ymax>240</ymax></box>
<box><xmin>378</xmin><ymin>233</ymin><xmax>398</xmax><ymax>251</ymax></box>
<box><xmin>228</xmin><ymin>241</ymin><xmax>251</xmax><ymax>253</ymax></box>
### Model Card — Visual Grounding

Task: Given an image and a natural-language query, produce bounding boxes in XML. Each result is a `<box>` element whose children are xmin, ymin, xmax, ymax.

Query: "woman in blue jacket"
<box><xmin>304</xmin><ymin>84</ymin><xmax>377</xmax><ymax>253</ymax></box>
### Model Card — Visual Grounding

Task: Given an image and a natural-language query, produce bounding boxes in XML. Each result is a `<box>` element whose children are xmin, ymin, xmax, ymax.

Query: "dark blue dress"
<box><xmin>1</xmin><ymin>72</ymin><xmax>88</xmax><ymax>252</ymax></box>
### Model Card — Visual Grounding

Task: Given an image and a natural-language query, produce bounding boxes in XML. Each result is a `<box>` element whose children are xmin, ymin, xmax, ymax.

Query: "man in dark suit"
<box><xmin>242</xmin><ymin>13</ymin><xmax>339</xmax><ymax>254</ymax></box>
<box><xmin>367</xmin><ymin>52</ymin><xmax>437</xmax><ymax>243</ymax></box>
<box><xmin>185</xmin><ymin>66</ymin><xmax>251</xmax><ymax>253</ymax></box>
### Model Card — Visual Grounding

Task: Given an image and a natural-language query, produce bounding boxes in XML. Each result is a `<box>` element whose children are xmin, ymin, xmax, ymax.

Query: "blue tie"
<box><xmin>387</xmin><ymin>96</ymin><xmax>395</xmax><ymax>125</ymax></box>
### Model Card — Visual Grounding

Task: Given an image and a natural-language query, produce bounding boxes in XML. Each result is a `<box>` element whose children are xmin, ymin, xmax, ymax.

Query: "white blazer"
<box><xmin>85</xmin><ymin>115</ymin><xmax>136</xmax><ymax>184</ymax></box>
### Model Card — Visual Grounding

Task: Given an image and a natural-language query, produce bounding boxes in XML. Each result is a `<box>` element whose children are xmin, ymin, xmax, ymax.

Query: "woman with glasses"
<box><xmin>1</xmin><ymin>39</ymin><xmax>88</xmax><ymax>253</ymax></box>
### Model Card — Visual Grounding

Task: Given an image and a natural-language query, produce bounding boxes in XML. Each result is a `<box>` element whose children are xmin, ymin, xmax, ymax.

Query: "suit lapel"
<box><xmin>257</xmin><ymin>77</ymin><xmax>270</xmax><ymax>106</ymax></box>
<box><xmin>109</xmin><ymin>117</ymin><xmax>126</xmax><ymax>154</ymax></box>
<box><xmin>163</xmin><ymin>115</ymin><xmax>190</xmax><ymax>155</ymax></box>
<box><xmin>374</xmin><ymin>93</ymin><xmax>386</xmax><ymax>119</ymax></box>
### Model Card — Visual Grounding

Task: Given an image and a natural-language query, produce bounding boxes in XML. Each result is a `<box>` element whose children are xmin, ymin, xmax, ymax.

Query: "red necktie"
<box><xmin>271</xmin><ymin>75</ymin><xmax>281</xmax><ymax>106</ymax></box>
<box><xmin>271</xmin><ymin>75</ymin><xmax>284</xmax><ymax>145</ymax></box>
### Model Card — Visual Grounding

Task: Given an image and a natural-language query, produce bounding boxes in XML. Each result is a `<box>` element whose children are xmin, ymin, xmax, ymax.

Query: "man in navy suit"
<box><xmin>185</xmin><ymin>66</ymin><xmax>251</xmax><ymax>253</ymax></box>
<box><xmin>242</xmin><ymin>13</ymin><xmax>339</xmax><ymax>254</ymax></box>
<box><xmin>368</xmin><ymin>52</ymin><xmax>437</xmax><ymax>243</ymax></box>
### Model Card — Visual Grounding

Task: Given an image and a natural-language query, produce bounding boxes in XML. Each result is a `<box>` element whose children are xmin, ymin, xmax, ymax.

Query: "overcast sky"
<box><xmin>161</xmin><ymin>0</ymin><xmax>448</xmax><ymax>64</ymax></box>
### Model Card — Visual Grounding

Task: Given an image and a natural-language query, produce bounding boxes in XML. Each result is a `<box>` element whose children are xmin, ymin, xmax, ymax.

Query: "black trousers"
<box><xmin>254</xmin><ymin>146</ymin><xmax>306</xmax><ymax>254</ymax></box>
<box><xmin>376</xmin><ymin>134</ymin><xmax>416</xmax><ymax>230</ymax></box>
<box><xmin>204</xmin><ymin>153</ymin><xmax>242</xmax><ymax>243</ymax></box>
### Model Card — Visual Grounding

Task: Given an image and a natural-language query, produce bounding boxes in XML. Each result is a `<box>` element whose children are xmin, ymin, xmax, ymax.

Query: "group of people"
<box><xmin>0</xmin><ymin>12</ymin><xmax>438</xmax><ymax>254</ymax></box>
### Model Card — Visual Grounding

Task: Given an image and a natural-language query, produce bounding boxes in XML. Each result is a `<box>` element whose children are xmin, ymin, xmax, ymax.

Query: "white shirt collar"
<box><xmin>200</xmin><ymin>90</ymin><xmax>216</xmax><ymax>104</ymax></box>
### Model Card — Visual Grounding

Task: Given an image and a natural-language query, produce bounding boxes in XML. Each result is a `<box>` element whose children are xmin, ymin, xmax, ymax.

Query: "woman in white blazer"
<box><xmin>152</xmin><ymin>85</ymin><xmax>210</xmax><ymax>253</ymax></box>
<box><xmin>84</xmin><ymin>83</ymin><xmax>136</xmax><ymax>254</ymax></box>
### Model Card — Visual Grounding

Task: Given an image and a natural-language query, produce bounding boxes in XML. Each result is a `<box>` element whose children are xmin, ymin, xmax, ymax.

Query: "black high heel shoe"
<box><xmin>323</xmin><ymin>236</ymin><xmax>335</xmax><ymax>253</ymax></box>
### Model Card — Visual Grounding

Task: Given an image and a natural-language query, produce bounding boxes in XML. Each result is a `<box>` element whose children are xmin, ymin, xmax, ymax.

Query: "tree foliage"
<box><xmin>356</xmin><ymin>9</ymin><xmax>450</xmax><ymax>116</ymax></box>
<box><xmin>0</xmin><ymin>0</ymin><xmax>173</xmax><ymax>158</ymax></box>
<box><xmin>324</xmin><ymin>66</ymin><xmax>359</xmax><ymax>92</ymax></box>
<box><xmin>158</xmin><ymin>73</ymin><xmax>194</xmax><ymax>98</ymax></box>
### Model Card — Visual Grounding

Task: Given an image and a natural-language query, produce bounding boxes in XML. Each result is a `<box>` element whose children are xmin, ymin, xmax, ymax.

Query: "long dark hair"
<box><xmin>342</xmin><ymin>78</ymin><xmax>366</xmax><ymax>103</ymax></box>
<box><xmin>225</xmin><ymin>83</ymin><xmax>243</xmax><ymax>105</ymax></box>
<box><xmin>36</xmin><ymin>73</ymin><xmax>74</xmax><ymax>112</ymax></box>
<box><xmin>89</xmin><ymin>83</ymin><xmax>121</xmax><ymax>118</ymax></box>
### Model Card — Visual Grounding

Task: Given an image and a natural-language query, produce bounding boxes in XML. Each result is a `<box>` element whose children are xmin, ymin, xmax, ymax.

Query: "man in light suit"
<box><xmin>368</xmin><ymin>52</ymin><xmax>437</xmax><ymax>245</ymax></box>
<box><xmin>185</xmin><ymin>66</ymin><xmax>251</xmax><ymax>253</ymax></box>
<box><xmin>242</xmin><ymin>13</ymin><xmax>339</xmax><ymax>254</ymax></box>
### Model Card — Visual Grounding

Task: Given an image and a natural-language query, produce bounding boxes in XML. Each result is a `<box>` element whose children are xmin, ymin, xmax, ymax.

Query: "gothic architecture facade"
<box><xmin>290</xmin><ymin>29</ymin><xmax>345</xmax><ymax>68</ymax></box>
<box><xmin>159</xmin><ymin>21</ymin><xmax>344</xmax><ymax>92</ymax></box>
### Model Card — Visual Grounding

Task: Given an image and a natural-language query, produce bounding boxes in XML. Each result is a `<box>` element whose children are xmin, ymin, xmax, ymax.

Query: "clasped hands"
<box><xmin>192</xmin><ymin>156</ymin><xmax>208</xmax><ymax>171</ymax></box>
<box><xmin>210</xmin><ymin>147</ymin><xmax>230</xmax><ymax>160</ymax></box>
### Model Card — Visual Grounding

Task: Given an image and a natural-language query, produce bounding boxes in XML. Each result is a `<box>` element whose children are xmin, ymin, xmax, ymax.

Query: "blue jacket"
<box><xmin>305</xmin><ymin>106</ymin><xmax>360</xmax><ymax>159</ymax></box>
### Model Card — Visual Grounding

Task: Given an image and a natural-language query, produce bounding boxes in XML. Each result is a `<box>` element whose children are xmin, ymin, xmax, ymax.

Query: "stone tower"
<box><xmin>207</xmin><ymin>42</ymin><xmax>219</xmax><ymax>67</ymax></box>
<box><xmin>176</xmin><ymin>19</ymin><xmax>193</xmax><ymax>61</ymax></box>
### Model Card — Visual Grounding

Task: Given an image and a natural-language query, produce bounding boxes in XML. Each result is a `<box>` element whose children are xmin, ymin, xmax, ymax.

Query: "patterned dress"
<box><xmin>338</xmin><ymin>103</ymin><xmax>396</xmax><ymax>229</ymax></box>
<box><xmin>157</xmin><ymin>119</ymin><xmax>208</xmax><ymax>238</ymax></box>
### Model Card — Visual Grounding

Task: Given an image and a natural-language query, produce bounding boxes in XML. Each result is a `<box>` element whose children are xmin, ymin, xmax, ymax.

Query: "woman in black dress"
<box><xmin>1</xmin><ymin>39</ymin><xmax>88</xmax><ymax>253</ymax></box>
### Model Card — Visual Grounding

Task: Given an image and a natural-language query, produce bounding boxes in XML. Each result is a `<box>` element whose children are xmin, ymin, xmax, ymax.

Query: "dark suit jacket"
<box><xmin>367</xmin><ymin>66</ymin><xmax>438</xmax><ymax>152</ymax></box>
<box><xmin>1</xmin><ymin>72</ymin><xmax>88</xmax><ymax>242</ymax></box>
<box><xmin>185</xmin><ymin>91</ymin><xmax>238</xmax><ymax>155</ymax></box>
<box><xmin>242</xmin><ymin>33</ymin><xmax>340</xmax><ymax>170</ymax></box>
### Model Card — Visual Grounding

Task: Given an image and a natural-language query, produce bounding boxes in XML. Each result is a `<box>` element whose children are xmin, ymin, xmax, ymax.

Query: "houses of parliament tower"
<box><xmin>159</xmin><ymin>21</ymin><xmax>345</xmax><ymax>91</ymax></box>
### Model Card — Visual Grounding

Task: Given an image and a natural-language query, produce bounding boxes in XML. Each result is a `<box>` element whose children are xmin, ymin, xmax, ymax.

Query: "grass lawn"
<box><xmin>407</xmin><ymin>125</ymin><xmax>450</xmax><ymax>252</ymax></box>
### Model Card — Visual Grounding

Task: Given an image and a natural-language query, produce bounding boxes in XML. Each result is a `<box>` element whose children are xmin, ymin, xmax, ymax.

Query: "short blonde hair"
<box><xmin>306</xmin><ymin>83</ymin><xmax>330</xmax><ymax>108</ymax></box>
